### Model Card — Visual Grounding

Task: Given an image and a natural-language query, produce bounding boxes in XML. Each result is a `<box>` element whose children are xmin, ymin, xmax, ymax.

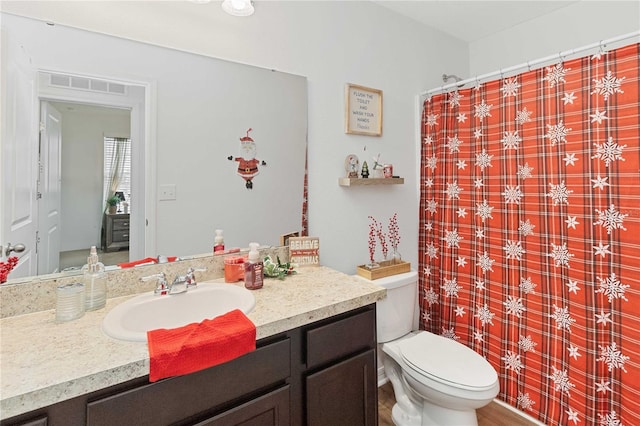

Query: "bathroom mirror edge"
<box><xmin>1</xmin><ymin>12</ymin><xmax>308</xmax><ymax>286</ymax></box>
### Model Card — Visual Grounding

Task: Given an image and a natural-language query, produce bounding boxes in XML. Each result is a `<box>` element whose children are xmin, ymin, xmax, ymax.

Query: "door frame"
<box><xmin>36</xmin><ymin>68</ymin><xmax>156</xmax><ymax>263</ymax></box>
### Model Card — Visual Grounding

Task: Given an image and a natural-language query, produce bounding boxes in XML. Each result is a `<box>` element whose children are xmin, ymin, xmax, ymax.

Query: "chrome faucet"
<box><xmin>141</xmin><ymin>267</ymin><xmax>206</xmax><ymax>296</ymax></box>
<box><xmin>184</xmin><ymin>267</ymin><xmax>206</xmax><ymax>289</ymax></box>
<box><xmin>141</xmin><ymin>273</ymin><xmax>170</xmax><ymax>295</ymax></box>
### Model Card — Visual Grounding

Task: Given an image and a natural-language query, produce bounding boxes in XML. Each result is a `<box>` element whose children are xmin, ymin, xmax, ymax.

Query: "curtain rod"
<box><xmin>421</xmin><ymin>30</ymin><xmax>640</xmax><ymax>97</ymax></box>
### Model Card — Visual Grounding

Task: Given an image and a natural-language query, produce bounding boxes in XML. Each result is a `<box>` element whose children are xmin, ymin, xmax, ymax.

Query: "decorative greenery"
<box><xmin>263</xmin><ymin>256</ymin><xmax>297</xmax><ymax>280</ymax></box>
<box><xmin>106</xmin><ymin>195</ymin><xmax>120</xmax><ymax>207</ymax></box>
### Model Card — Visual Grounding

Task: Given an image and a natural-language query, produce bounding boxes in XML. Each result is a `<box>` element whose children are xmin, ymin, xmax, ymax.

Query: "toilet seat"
<box><xmin>398</xmin><ymin>332</ymin><xmax>498</xmax><ymax>391</ymax></box>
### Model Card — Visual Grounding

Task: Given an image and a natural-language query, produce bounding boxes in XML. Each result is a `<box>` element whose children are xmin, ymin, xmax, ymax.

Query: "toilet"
<box><xmin>357</xmin><ymin>270</ymin><xmax>499</xmax><ymax>426</ymax></box>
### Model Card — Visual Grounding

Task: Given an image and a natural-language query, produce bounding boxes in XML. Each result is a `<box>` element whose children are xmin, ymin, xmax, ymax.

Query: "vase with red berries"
<box><xmin>388</xmin><ymin>213</ymin><xmax>402</xmax><ymax>264</ymax></box>
<box><xmin>366</xmin><ymin>216</ymin><xmax>380</xmax><ymax>269</ymax></box>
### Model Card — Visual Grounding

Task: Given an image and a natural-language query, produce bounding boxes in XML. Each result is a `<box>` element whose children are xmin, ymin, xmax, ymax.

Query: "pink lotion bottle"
<box><xmin>213</xmin><ymin>229</ymin><xmax>225</xmax><ymax>254</ymax></box>
<box><xmin>244</xmin><ymin>242</ymin><xmax>263</xmax><ymax>290</ymax></box>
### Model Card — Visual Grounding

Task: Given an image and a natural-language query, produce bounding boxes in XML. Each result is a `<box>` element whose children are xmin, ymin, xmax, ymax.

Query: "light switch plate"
<box><xmin>159</xmin><ymin>184</ymin><xmax>177</xmax><ymax>201</ymax></box>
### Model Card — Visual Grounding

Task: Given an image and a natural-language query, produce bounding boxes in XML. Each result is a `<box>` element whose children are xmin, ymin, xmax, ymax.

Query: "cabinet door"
<box><xmin>194</xmin><ymin>385</ymin><xmax>289</xmax><ymax>426</ymax></box>
<box><xmin>306</xmin><ymin>349</ymin><xmax>377</xmax><ymax>426</ymax></box>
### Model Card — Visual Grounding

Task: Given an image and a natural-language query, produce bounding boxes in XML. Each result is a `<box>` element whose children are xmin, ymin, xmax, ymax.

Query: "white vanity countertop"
<box><xmin>0</xmin><ymin>266</ymin><xmax>385</xmax><ymax>420</ymax></box>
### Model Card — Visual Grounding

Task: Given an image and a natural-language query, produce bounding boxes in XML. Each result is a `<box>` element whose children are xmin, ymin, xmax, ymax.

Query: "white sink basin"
<box><xmin>102</xmin><ymin>282</ymin><xmax>256</xmax><ymax>342</ymax></box>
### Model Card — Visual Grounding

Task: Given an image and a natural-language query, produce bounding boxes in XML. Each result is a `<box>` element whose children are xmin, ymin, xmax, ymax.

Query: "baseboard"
<box><xmin>492</xmin><ymin>398</ymin><xmax>546</xmax><ymax>425</ymax></box>
<box><xmin>378</xmin><ymin>365</ymin><xmax>388</xmax><ymax>387</ymax></box>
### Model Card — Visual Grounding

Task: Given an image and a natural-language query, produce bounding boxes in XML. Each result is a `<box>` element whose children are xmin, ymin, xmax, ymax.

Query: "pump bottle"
<box><xmin>214</xmin><ymin>229</ymin><xmax>225</xmax><ymax>254</ymax></box>
<box><xmin>82</xmin><ymin>246</ymin><xmax>107</xmax><ymax>310</ymax></box>
<box><xmin>244</xmin><ymin>242</ymin><xmax>263</xmax><ymax>290</ymax></box>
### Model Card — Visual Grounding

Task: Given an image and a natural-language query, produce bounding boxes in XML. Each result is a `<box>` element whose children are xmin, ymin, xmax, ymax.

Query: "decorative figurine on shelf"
<box><xmin>344</xmin><ymin>154</ymin><xmax>360</xmax><ymax>178</ymax></box>
<box><xmin>361</xmin><ymin>161</ymin><xmax>370</xmax><ymax>178</ymax></box>
<box><xmin>228</xmin><ymin>128</ymin><xmax>267</xmax><ymax>189</ymax></box>
<box><xmin>371</xmin><ymin>153</ymin><xmax>384</xmax><ymax>178</ymax></box>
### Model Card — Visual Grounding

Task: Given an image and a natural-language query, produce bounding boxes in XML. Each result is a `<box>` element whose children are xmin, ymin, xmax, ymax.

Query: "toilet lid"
<box><xmin>398</xmin><ymin>332</ymin><xmax>497</xmax><ymax>389</ymax></box>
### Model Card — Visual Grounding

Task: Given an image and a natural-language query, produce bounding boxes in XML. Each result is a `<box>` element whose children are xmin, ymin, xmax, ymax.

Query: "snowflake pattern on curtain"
<box><xmin>419</xmin><ymin>43</ymin><xmax>640</xmax><ymax>426</ymax></box>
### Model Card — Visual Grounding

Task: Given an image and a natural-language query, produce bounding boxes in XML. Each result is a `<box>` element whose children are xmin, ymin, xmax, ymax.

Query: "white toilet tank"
<box><xmin>357</xmin><ymin>270</ymin><xmax>418</xmax><ymax>343</ymax></box>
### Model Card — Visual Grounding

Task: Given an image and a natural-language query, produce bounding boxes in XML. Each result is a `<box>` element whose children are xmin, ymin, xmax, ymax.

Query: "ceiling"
<box><xmin>373</xmin><ymin>1</ymin><xmax>579</xmax><ymax>42</ymax></box>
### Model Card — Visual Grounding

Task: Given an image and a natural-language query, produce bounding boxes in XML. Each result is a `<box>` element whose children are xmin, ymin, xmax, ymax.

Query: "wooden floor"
<box><xmin>378</xmin><ymin>382</ymin><xmax>536</xmax><ymax>426</ymax></box>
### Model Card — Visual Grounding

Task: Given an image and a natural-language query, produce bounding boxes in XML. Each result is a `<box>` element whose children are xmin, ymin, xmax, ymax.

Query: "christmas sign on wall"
<box><xmin>289</xmin><ymin>237</ymin><xmax>320</xmax><ymax>266</ymax></box>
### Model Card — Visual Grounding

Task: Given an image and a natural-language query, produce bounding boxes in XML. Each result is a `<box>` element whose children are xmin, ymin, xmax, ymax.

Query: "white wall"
<box><xmin>58</xmin><ymin>106</ymin><xmax>130</xmax><ymax>252</ymax></box>
<box><xmin>1</xmin><ymin>1</ymin><xmax>468</xmax><ymax>273</ymax></box>
<box><xmin>469</xmin><ymin>1</ymin><xmax>640</xmax><ymax>77</ymax></box>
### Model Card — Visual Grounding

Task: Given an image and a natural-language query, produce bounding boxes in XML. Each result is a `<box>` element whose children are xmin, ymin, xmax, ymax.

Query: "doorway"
<box><xmin>36</xmin><ymin>71</ymin><xmax>147</xmax><ymax>273</ymax></box>
<box><xmin>46</xmin><ymin>101</ymin><xmax>132</xmax><ymax>271</ymax></box>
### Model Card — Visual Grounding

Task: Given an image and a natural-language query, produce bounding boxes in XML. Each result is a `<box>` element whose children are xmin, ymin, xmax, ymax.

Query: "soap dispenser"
<box><xmin>244</xmin><ymin>242</ymin><xmax>263</xmax><ymax>290</ymax></box>
<box><xmin>214</xmin><ymin>229</ymin><xmax>225</xmax><ymax>254</ymax></box>
<box><xmin>82</xmin><ymin>246</ymin><xmax>107</xmax><ymax>311</ymax></box>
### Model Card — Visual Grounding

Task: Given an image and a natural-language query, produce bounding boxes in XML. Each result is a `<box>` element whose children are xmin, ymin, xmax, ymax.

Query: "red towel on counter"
<box><xmin>147</xmin><ymin>309</ymin><xmax>256</xmax><ymax>382</ymax></box>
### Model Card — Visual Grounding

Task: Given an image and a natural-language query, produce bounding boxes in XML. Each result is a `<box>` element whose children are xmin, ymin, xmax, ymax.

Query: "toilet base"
<box><xmin>391</xmin><ymin>402</ymin><xmax>421</xmax><ymax>426</ymax></box>
<box><xmin>391</xmin><ymin>399</ymin><xmax>478</xmax><ymax>426</ymax></box>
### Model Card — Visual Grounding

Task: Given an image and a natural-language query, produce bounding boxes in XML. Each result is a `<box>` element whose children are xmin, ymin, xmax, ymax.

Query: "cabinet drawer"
<box><xmin>306</xmin><ymin>307</ymin><xmax>375</xmax><ymax>370</ymax></box>
<box><xmin>195</xmin><ymin>385</ymin><xmax>290</xmax><ymax>426</ymax></box>
<box><xmin>111</xmin><ymin>230</ymin><xmax>129</xmax><ymax>242</ymax></box>
<box><xmin>86</xmin><ymin>337</ymin><xmax>291</xmax><ymax>426</ymax></box>
<box><xmin>4</xmin><ymin>417</ymin><xmax>48</xmax><ymax>426</ymax></box>
<box><xmin>112</xmin><ymin>219</ymin><xmax>129</xmax><ymax>230</ymax></box>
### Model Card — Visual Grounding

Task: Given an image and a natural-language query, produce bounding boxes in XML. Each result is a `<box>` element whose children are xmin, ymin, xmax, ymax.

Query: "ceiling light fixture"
<box><xmin>221</xmin><ymin>0</ymin><xmax>254</xmax><ymax>16</ymax></box>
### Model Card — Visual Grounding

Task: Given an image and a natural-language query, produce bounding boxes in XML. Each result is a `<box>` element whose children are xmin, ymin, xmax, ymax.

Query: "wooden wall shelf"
<box><xmin>338</xmin><ymin>177</ymin><xmax>404</xmax><ymax>187</ymax></box>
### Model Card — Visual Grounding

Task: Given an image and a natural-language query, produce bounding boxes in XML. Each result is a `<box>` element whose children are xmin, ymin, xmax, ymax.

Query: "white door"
<box><xmin>37</xmin><ymin>102</ymin><xmax>62</xmax><ymax>274</ymax></box>
<box><xmin>0</xmin><ymin>34</ymin><xmax>38</xmax><ymax>278</ymax></box>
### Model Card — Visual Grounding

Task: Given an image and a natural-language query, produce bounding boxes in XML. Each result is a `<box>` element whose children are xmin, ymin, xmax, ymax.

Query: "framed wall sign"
<box><xmin>345</xmin><ymin>84</ymin><xmax>383</xmax><ymax>136</ymax></box>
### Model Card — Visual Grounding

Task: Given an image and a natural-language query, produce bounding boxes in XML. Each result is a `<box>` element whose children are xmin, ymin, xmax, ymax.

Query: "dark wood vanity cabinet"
<box><xmin>1</xmin><ymin>304</ymin><xmax>377</xmax><ymax>426</ymax></box>
<box><xmin>304</xmin><ymin>307</ymin><xmax>377</xmax><ymax>426</ymax></box>
<box><xmin>307</xmin><ymin>350</ymin><xmax>376</xmax><ymax>426</ymax></box>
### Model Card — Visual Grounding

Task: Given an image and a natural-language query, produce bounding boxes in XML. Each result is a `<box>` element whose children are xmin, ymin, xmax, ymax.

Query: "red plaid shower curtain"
<box><xmin>419</xmin><ymin>43</ymin><xmax>639</xmax><ymax>425</ymax></box>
